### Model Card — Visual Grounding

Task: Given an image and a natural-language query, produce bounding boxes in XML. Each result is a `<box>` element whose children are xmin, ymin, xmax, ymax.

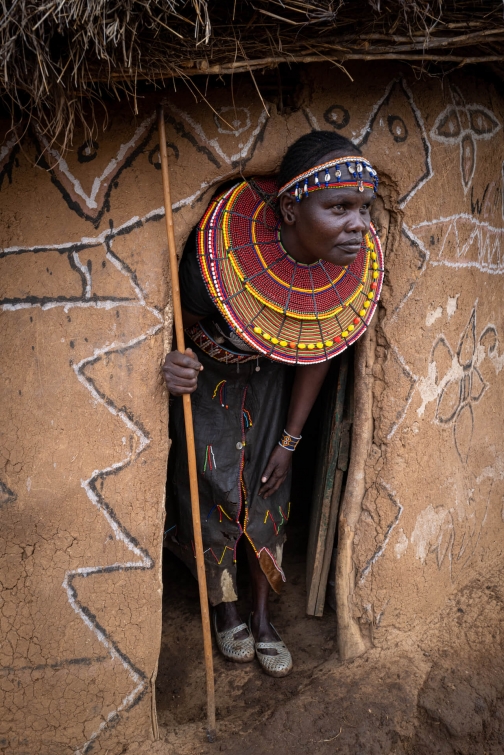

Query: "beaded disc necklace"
<box><xmin>196</xmin><ymin>176</ymin><xmax>384</xmax><ymax>365</ymax></box>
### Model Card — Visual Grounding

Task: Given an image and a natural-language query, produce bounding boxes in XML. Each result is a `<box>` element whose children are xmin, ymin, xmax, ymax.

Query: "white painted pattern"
<box><xmin>411</xmin><ymin>214</ymin><xmax>504</xmax><ymax>274</ymax></box>
<box><xmin>354</xmin><ymin>78</ymin><xmax>434</xmax><ymax>208</ymax></box>
<box><xmin>359</xmin><ymin>480</ymin><xmax>403</xmax><ymax>583</ymax></box>
<box><xmin>168</xmin><ymin>102</ymin><xmax>269</xmax><ymax>165</ymax></box>
<box><xmin>72</xmin><ymin>251</ymin><xmax>92</xmax><ymax>298</ymax></box>
<box><xmin>2</xmin><ymin>209</ymin><xmax>165</xmax><ymax>753</ymax></box>
<box><xmin>214</xmin><ymin>106</ymin><xmax>252</xmax><ymax>136</ymax></box>
<box><xmin>430</xmin><ymin>84</ymin><xmax>501</xmax><ymax>194</ymax></box>
<box><xmin>386</xmin><ymin>345</ymin><xmax>419</xmax><ymax>440</ymax></box>
<box><xmin>67</xmin><ymin>241</ymin><xmax>162</xmax><ymax>754</ymax></box>
<box><xmin>36</xmin><ymin>114</ymin><xmax>156</xmax><ymax>210</ymax></box>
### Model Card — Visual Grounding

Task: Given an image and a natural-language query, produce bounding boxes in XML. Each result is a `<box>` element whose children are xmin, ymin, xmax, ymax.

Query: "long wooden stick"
<box><xmin>157</xmin><ymin>105</ymin><xmax>216</xmax><ymax>743</ymax></box>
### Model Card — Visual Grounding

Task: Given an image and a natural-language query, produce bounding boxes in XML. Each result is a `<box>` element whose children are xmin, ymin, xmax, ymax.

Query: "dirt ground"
<box><xmin>155</xmin><ymin>531</ymin><xmax>336</xmax><ymax>738</ymax></box>
<box><xmin>123</xmin><ymin>535</ymin><xmax>504</xmax><ymax>755</ymax></box>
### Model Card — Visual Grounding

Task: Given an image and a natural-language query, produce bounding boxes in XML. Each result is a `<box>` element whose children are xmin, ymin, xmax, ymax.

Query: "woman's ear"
<box><xmin>279</xmin><ymin>193</ymin><xmax>297</xmax><ymax>226</ymax></box>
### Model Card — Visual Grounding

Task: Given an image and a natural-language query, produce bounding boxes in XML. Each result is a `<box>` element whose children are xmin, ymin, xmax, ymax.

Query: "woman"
<box><xmin>163</xmin><ymin>130</ymin><xmax>383</xmax><ymax>677</ymax></box>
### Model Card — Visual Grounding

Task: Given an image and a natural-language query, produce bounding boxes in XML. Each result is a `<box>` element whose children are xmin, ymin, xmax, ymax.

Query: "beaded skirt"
<box><xmin>165</xmin><ymin>345</ymin><xmax>293</xmax><ymax>605</ymax></box>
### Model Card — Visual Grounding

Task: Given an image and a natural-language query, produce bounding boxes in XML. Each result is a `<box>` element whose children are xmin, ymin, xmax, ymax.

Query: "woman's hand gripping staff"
<box><xmin>163</xmin><ymin>348</ymin><xmax>203</xmax><ymax>396</ymax></box>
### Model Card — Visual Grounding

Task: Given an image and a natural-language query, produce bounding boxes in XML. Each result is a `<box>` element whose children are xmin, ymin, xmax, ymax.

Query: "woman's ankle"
<box><xmin>214</xmin><ymin>600</ymin><xmax>242</xmax><ymax>632</ymax></box>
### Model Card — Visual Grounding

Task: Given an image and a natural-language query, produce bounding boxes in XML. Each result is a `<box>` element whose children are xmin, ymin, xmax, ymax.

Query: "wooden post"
<box><xmin>157</xmin><ymin>106</ymin><xmax>216</xmax><ymax>742</ymax></box>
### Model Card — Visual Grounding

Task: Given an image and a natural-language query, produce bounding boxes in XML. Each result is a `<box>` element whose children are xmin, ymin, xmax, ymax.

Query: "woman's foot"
<box><xmin>213</xmin><ymin>602</ymin><xmax>255</xmax><ymax>663</ymax></box>
<box><xmin>214</xmin><ymin>601</ymin><xmax>249</xmax><ymax>640</ymax></box>
<box><xmin>249</xmin><ymin>612</ymin><xmax>293</xmax><ymax>677</ymax></box>
<box><xmin>249</xmin><ymin>611</ymin><xmax>279</xmax><ymax>655</ymax></box>
<box><xmin>244</xmin><ymin>540</ymin><xmax>293</xmax><ymax>676</ymax></box>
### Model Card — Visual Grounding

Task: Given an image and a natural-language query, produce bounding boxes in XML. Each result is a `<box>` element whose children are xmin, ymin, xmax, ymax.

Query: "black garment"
<box><xmin>166</xmin><ymin>234</ymin><xmax>293</xmax><ymax>605</ymax></box>
<box><xmin>178</xmin><ymin>230</ymin><xmax>215</xmax><ymax>318</ymax></box>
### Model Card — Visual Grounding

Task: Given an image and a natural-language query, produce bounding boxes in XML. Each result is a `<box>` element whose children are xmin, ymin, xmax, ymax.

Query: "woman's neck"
<box><xmin>280</xmin><ymin>223</ymin><xmax>316</xmax><ymax>265</ymax></box>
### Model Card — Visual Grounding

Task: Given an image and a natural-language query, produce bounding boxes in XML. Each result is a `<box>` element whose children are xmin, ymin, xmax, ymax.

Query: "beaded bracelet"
<box><xmin>278</xmin><ymin>429</ymin><xmax>302</xmax><ymax>452</ymax></box>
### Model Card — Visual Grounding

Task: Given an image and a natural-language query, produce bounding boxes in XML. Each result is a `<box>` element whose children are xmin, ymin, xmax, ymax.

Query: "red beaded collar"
<box><xmin>196</xmin><ymin>178</ymin><xmax>384</xmax><ymax>365</ymax></box>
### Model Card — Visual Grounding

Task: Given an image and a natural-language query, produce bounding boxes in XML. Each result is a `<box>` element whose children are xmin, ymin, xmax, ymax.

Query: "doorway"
<box><xmin>156</xmin><ymin>353</ymin><xmax>352</xmax><ymax>738</ymax></box>
<box><xmin>155</xmin><ymin>195</ymin><xmax>390</xmax><ymax>741</ymax></box>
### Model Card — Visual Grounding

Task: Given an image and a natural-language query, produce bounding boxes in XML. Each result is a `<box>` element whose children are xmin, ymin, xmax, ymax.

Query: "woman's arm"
<box><xmin>258</xmin><ymin>360</ymin><xmax>331</xmax><ymax>498</ymax></box>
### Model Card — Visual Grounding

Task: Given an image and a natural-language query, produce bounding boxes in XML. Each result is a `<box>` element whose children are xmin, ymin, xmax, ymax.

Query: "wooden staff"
<box><xmin>157</xmin><ymin>106</ymin><xmax>216</xmax><ymax>743</ymax></box>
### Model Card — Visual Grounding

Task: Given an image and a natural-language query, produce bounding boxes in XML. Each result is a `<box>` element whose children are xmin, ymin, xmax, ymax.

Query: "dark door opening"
<box><xmin>156</xmin><ymin>353</ymin><xmax>353</xmax><ymax>734</ymax></box>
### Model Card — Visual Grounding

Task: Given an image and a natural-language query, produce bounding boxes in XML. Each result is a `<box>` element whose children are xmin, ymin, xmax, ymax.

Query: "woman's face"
<box><xmin>279</xmin><ymin>151</ymin><xmax>375</xmax><ymax>266</ymax></box>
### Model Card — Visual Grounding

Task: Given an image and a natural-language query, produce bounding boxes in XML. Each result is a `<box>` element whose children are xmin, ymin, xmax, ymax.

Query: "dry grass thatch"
<box><xmin>1</xmin><ymin>0</ymin><xmax>504</xmax><ymax>150</ymax></box>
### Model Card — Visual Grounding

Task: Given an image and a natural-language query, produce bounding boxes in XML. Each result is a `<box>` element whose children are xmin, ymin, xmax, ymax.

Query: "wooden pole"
<box><xmin>157</xmin><ymin>106</ymin><xmax>216</xmax><ymax>743</ymax></box>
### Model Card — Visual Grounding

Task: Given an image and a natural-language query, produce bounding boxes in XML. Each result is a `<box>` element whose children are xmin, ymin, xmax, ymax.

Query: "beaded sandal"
<box><xmin>213</xmin><ymin>612</ymin><xmax>255</xmax><ymax>663</ymax></box>
<box><xmin>249</xmin><ymin>616</ymin><xmax>293</xmax><ymax>678</ymax></box>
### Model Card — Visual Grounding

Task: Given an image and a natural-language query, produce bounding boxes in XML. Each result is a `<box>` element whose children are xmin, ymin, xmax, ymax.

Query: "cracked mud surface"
<box><xmin>125</xmin><ymin>553</ymin><xmax>504</xmax><ymax>755</ymax></box>
<box><xmin>2</xmin><ymin>67</ymin><xmax>504</xmax><ymax>755</ymax></box>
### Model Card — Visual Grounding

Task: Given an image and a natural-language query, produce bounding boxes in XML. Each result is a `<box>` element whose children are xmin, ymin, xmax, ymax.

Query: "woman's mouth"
<box><xmin>338</xmin><ymin>241</ymin><xmax>362</xmax><ymax>255</ymax></box>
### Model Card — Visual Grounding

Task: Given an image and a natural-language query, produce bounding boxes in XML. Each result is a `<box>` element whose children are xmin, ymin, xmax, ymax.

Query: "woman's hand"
<box><xmin>162</xmin><ymin>348</ymin><xmax>203</xmax><ymax>395</ymax></box>
<box><xmin>259</xmin><ymin>445</ymin><xmax>292</xmax><ymax>499</ymax></box>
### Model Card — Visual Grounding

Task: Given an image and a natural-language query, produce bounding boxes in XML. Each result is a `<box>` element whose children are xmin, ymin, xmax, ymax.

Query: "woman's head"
<box><xmin>277</xmin><ymin>131</ymin><xmax>377</xmax><ymax>267</ymax></box>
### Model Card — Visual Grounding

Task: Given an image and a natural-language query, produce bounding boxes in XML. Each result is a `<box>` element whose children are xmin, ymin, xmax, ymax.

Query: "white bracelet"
<box><xmin>278</xmin><ymin>429</ymin><xmax>302</xmax><ymax>452</ymax></box>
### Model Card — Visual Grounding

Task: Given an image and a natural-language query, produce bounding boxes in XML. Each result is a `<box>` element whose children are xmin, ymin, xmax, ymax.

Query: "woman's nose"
<box><xmin>345</xmin><ymin>209</ymin><xmax>368</xmax><ymax>233</ymax></box>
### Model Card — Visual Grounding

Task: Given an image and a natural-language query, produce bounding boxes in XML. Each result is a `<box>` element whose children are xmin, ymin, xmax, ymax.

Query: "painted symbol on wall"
<box><xmin>302</xmin><ymin>78</ymin><xmax>433</xmax><ymax>207</ymax></box>
<box><xmin>431</xmin><ymin>85</ymin><xmax>501</xmax><ymax>194</ymax></box>
<box><xmin>416</xmin><ymin>303</ymin><xmax>497</xmax><ymax>463</ymax></box>
<box><xmin>359</xmin><ymin>480</ymin><xmax>403</xmax><ymax>584</ymax></box>
<box><xmin>356</xmin><ymin>79</ymin><xmax>433</xmax><ymax>207</ymax></box>
<box><xmin>167</xmin><ymin>101</ymin><xmax>269</xmax><ymax>170</ymax></box>
<box><xmin>148</xmin><ymin>141</ymin><xmax>180</xmax><ymax>170</ymax></box>
<box><xmin>1</xmin><ymin>209</ymin><xmax>165</xmax><ymax>753</ymax></box>
<box><xmin>77</xmin><ymin>140</ymin><xmax>99</xmax><ymax>163</ymax></box>
<box><xmin>389</xmin><ymin>302</ymin><xmax>504</xmax><ymax>580</ymax></box>
<box><xmin>214</xmin><ymin>106</ymin><xmax>252</xmax><ymax>136</ymax></box>
<box><xmin>409</xmin><ymin>213</ymin><xmax>504</xmax><ymax>274</ymax></box>
<box><xmin>409</xmin><ymin>473</ymin><xmax>495</xmax><ymax>579</ymax></box>
<box><xmin>323</xmin><ymin>104</ymin><xmax>350</xmax><ymax>130</ymax></box>
<box><xmin>33</xmin><ymin>113</ymin><xmax>157</xmax><ymax>226</ymax></box>
<box><xmin>387</xmin><ymin>115</ymin><xmax>408</xmax><ymax>143</ymax></box>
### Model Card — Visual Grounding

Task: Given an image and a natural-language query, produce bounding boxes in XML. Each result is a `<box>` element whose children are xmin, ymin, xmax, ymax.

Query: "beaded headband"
<box><xmin>277</xmin><ymin>156</ymin><xmax>379</xmax><ymax>201</ymax></box>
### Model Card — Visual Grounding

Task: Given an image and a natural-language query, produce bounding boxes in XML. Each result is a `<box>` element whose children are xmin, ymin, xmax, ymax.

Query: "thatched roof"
<box><xmin>1</xmin><ymin>1</ymin><xmax>504</xmax><ymax>150</ymax></box>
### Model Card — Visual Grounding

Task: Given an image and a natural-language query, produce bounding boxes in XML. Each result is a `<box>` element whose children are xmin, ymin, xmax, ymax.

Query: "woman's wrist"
<box><xmin>278</xmin><ymin>428</ymin><xmax>302</xmax><ymax>452</ymax></box>
<box><xmin>285</xmin><ymin>425</ymin><xmax>302</xmax><ymax>437</ymax></box>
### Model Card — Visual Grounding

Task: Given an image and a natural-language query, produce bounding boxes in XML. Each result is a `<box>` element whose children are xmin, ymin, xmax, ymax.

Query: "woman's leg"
<box><xmin>214</xmin><ymin>600</ymin><xmax>248</xmax><ymax>639</ymax></box>
<box><xmin>245</xmin><ymin>541</ymin><xmax>279</xmax><ymax>652</ymax></box>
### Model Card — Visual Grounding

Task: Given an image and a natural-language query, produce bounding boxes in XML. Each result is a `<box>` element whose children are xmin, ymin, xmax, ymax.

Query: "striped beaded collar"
<box><xmin>277</xmin><ymin>156</ymin><xmax>378</xmax><ymax>201</ymax></box>
<box><xmin>196</xmin><ymin>177</ymin><xmax>384</xmax><ymax>366</ymax></box>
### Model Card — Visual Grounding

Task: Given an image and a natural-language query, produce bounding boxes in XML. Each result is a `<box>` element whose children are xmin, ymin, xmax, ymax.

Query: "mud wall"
<box><xmin>1</xmin><ymin>63</ymin><xmax>503</xmax><ymax>753</ymax></box>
